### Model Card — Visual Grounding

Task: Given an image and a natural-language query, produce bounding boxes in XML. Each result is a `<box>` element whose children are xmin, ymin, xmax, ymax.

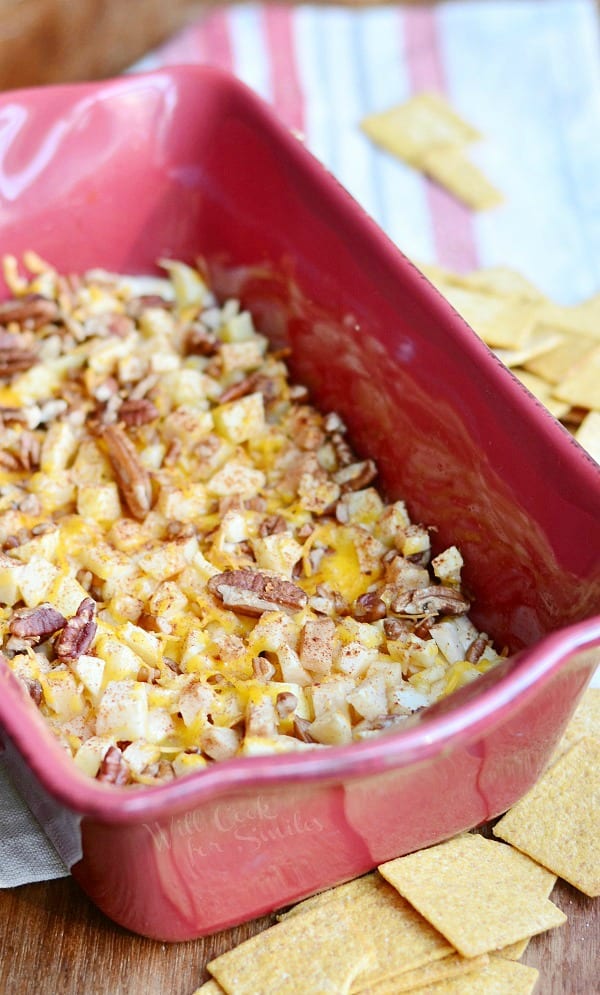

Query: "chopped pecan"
<box><xmin>119</xmin><ymin>397</ymin><xmax>159</xmax><ymax>427</ymax></box>
<box><xmin>384</xmin><ymin>617</ymin><xmax>414</xmax><ymax>640</ymax></box>
<box><xmin>352</xmin><ymin>592</ymin><xmax>387</xmax><ymax>623</ymax></box>
<box><xmin>183</xmin><ymin>322</ymin><xmax>218</xmax><ymax>356</ymax></box>
<box><xmin>465</xmin><ymin>633</ymin><xmax>489</xmax><ymax>664</ymax></box>
<box><xmin>413</xmin><ymin>617</ymin><xmax>435</xmax><ymax>639</ymax></box>
<box><xmin>23</xmin><ymin>677</ymin><xmax>43</xmax><ymax>707</ymax></box>
<box><xmin>259</xmin><ymin>514</ymin><xmax>288</xmax><ymax>537</ymax></box>
<box><xmin>207</xmin><ymin>569</ymin><xmax>308</xmax><ymax>617</ymax></box>
<box><xmin>252</xmin><ymin>656</ymin><xmax>276</xmax><ymax>681</ymax></box>
<box><xmin>0</xmin><ymin>450</ymin><xmax>20</xmax><ymax>471</ymax></box>
<box><xmin>165</xmin><ymin>520</ymin><xmax>195</xmax><ymax>540</ymax></box>
<box><xmin>333</xmin><ymin>459</ymin><xmax>377</xmax><ymax>492</ymax></box>
<box><xmin>293</xmin><ymin>716</ymin><xmax>316</xmax><ymax>743</ymax></box>
<box><xmin>96</xmin><ymin>745</ymin><xmax>130</xmax><ymax>786</ymax></box>
<box><xmin>218</xmin><ymin>375</ymin><xmax>256</xmax><ymax>404</ymax></box>
<box><xmin>101</xmin><ymin>423</ymin><xmax>152</xmax><ymax>520</ymax></box>
<box><xmin>0</xmin><ymin>330</ymin><xmax>37</xmax><ymax>378</ymax></box>
<box><xmin>276</xmin><ymin>692</ymin><xmax>298</xmax><ymax>720</ymax></box>
<box><xmin>391</xmin><ymin>585</ymin><xmax>470</xmax><ymax>618</ymax></box>
<box><xmin>2</xmin><ymin>535</ymin><xmax>21</xmax><ymax>551</ymax></box>
<box><xmin>142</xmin><ymin>760</ymin><xmax>176</xmax><ymax>782</ymax></box>
<box><xmin>15</xmin><ymin>431</ymin><xmax>40</xmax><ymax>471</ymax></box>
<box><xmin>0</xmin><ymin>293</ymin><xmax>59</xmax><ymax>329</ymax></box>
<box><xmin>8</xmin><ymin>604</ymin><xmax>67</xmax><ymax>644</ymax></box>
<box><xmin>55</xmin><ymin>597</ymin><xmax>97</xmax><ymax>659</ymax></box>
<box><xmin>0</xmin><ymin>406</ymin><xmax>27</xmax><ymax>425</ymax></box>
<box><xmin>220</xmin><ymin>372</ymin><xmax>280</xmax><ymax>405</ymax></box>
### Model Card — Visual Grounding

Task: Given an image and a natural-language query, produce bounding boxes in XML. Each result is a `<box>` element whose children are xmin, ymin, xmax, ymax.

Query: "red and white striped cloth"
<box><xmin>133</xmin><ymin>1</ymin><xmax>600</xmax><ymax>305</ymax></box>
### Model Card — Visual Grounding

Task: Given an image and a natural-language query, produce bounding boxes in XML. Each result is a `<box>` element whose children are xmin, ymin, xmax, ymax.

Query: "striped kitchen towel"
<box><xmin>134</xmin><ymin>0</ymin><xmax>600</xmax><ymax>306</ymax></box>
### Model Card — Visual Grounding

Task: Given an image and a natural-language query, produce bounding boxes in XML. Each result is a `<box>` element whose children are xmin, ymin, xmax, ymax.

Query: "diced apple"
<box><xmin>118</xmin><ymin>621</ymin><xmax>161</xmax><ymax>667</ymax></box>
<box><xmin>71</xmin><ymin>654</ymin><xmax>105</xmax><ymax>702</ymax></box>
<box><xmin>18</xmin><ymin>556</ymin><xmax>60</xmax><ymax>607</ymax></box>
<box><xmin>76</xmin><ymin>483</ymin><xmax>122</xmax><ymax>524</ymax></box>
<box><xmin>212</xmin><ymin>392</ymin><xmax>265</xmax><ymax>444</ymax></box>
<box><xmin>96</xmin><ymin>680</ymin><xmax>148</xmax><ymax>740</ymax></box>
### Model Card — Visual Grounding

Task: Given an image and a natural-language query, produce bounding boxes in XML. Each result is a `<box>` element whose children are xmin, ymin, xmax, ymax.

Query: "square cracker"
<box><xmin>378</xmin><ymin>833</ymin><xmax>565</xmax><ymax>957</ymax></box>
<box><xmin>550</xmin><ymin>687</ymin><xmax>600</xmax><ymax>763</ymax></box>
<box><xmin>552</xmin><ymin>343</ymin><xmax>600</xmax><ymax>410</ymax></box>
<box><xmin>494</xmin><ymin>737</ymin><xmax>600</xmax><ymax>897</ymax></box>
<box><xmin>420</xmin><ymin>146</ymin><xmax>503</xmax><ymax>211</ymax></box>
<box><xmin>360</xmin><ymin>92</ymin><xmax>480</xmax><ymax>166</ymax></box>
<box><xmin>354</xmin><ymin>953</ymin><xmax>488</xmax><ymax>994</ymax></box>
<box><xmin>523</xmin><ymin>329</ymin><xmax>596</xmax><ymax>385</ymax></box>
<box><xmin>394</xmin><ymin>958</ymin><xmax>539</xmax><ymax>995</ymax></box>
<box><xmin>279</xmin><ymin>873</ymin><xmax>453</xmax><ymax>988</ymax></box>
<box><xmin>459</xmin><ymin>267</ymin><xmax>543</xmax><ymax>301</ymax></box>
<box><xmin>208</xmin><ymin>900</ymin><xmax>374</xmax><ymax>995</ymax></box>
<box><xmin>496</xmin><ymin>331</ymin><xmax>565</xmax><ymax>375</ymax></box>
<box><xmin>436</xmin><ymin>281</ymin><xmax>540</xmax><ymax>349</ymax></box>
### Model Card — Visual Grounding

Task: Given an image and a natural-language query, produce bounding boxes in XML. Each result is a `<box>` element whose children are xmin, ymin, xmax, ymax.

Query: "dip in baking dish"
<box><xmin>0</xmin><ymin>255</ymin><xmax>503</xmax><ymax>786</ymax></box>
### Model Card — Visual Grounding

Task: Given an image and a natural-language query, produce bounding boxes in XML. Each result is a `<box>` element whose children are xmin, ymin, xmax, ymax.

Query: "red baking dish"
<box><xmin>0</xmin><ymin>66</ymin><xmax>599</xmax><ymax>941</ymax></box>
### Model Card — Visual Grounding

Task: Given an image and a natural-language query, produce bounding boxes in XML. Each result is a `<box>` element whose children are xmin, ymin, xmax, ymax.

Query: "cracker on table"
<box><xmin>394</xmin><ymin>957</ymin><xmax>539</xmax><ymax>995</ymax></box>
<box><xmin>551</xmin><ymin>343</ymin><xmax>600</xmax><ymax>410</ymax></box>
<box><xmin>494</xmin><ymin>736</ymin><xmax>600</xmax><ymax>897</ymax></box>
<box><xmin>378</xmin><ymin>834</ymin><xmax>566</xmax><ymax>957</ymax></box>
<box><xmin>278</xmin><ymin>872</ymin><xmax>453</xmax><ymax>989</ymax></box>
<box><xmin>435</xmin><ymin>281</ymin><xmax>540</xmax><ymax>349</ymax></box>
<box><xmin>353</xmin><ymin>953</ymin><xmax>489</xmax><ymax>994</ymax></box>
<box><xmin>208</xmin><ymin>897</ymin><xmax>375</xmax><ymax>994</ymax></box>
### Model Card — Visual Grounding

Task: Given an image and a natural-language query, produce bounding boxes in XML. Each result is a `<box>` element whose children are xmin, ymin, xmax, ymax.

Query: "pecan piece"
<box><xmin>219</xmin><ymin>372</ymin><xmax>280</xmax><ymax>405</ymax></box>
<box><xmin>8</xmin><ymin>603</ymin><xmax>67</xmax><ymax>644</ymax></box>
<box><xmin>23</xmin><ymin>677</ymin><xmax>43</xmax><ymax>707</ymax></box>
<box><xmin>293</xmin><ymin>716</ymin><xmax>316</xmax><ymax>743</ymax></box>
<box><xmin>101</xmin><ymin>423</ymin><xmax>152</xmax><ymax>520</ymax></box>
<box><xmin>183</xmin><ymin>322</ymin><xmax>219</xmax><ymax>356</ymax></box>
<box><xmin>0</xmin><ymin>330</ymin><xmax>37</xmax><ymax>378</ymax></box>
<box><xmin>259</xmin><ymin>514</ymin><xmax>288</xmax><ymax>537</ymax></box>
<box><xmin>119</xmin><ymin>397</ymin><xmax>159</xmax><ymax>427</ymax></box>
<box><xmin>55</xmin><ymin>597</ymin><xmax>97</xmax><ymax>660</ymax></box>
<box><xmin>207</xmin><ymin>569</ymin><xmax>308</xmax><ymax>617</ymax></box>
<box><xmin>391</xmin><ymin>585</ymin><xmax>470</xmax><ymax>618</ymax></box>
<box><xmin>15</xmin><ymin>431</ymin><xmax>40</xmax><ymax>471</ymax></box>
<box><xmin>276</xmin><ymin>692</ymin><xmax>298</xmax><ymax>720</ymax></box>
<box><xmin>383</xmin><ymin>617</ymin><xmax>411</xmax><ymax>641</ymax></box>
<box><xmin>96</xmin><ymin>745</ymin><xmax>130</xmax><ymax>786</ymax></box>
<box><xmin>252</xmin><ymin>656</ymin><xmax>276</xmax><ymax>681</ymax></box>
<box><xmin>352</xmin><ymin>592</ymin><xmax>386</xmax><ymax>623</ymax></box>
<box><xmin>333</xmin><ymin>459</ymin><xmax>377</xmax><ymax>492</ymax></box>
<box><xmin>0</xmin><ymin>293</ymin><xmax>59</xmax><ymax>329</ymax></box>
<box><xmin>0</xmin><ymin>406</ymin><xmax>27</xmax><ymax>425</ymax></box>
<box><xmin>465</xmin><ymin>633</ymin><xmax>489</xmax><ymax>664</ymax></box>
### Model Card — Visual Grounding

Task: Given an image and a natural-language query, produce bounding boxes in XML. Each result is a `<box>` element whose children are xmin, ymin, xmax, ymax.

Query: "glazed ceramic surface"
<box><xmin>0</xmin><ymin>67</ymin><xmax>599</xmax><ymax>940</ymax></box>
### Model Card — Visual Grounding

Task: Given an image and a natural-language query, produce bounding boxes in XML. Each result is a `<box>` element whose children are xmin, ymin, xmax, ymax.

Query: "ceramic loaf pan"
<box><xmin>0</xmin><ymin>67</ymin><xmax>599</xmax><ymax>940</ymax></box>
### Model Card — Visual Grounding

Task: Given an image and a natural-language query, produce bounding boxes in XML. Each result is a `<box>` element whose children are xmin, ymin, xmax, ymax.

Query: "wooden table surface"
<box><xmin>0</xmin><ymin>863</ymin><xmax>598</xmax><ymax>994</ymax></box>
